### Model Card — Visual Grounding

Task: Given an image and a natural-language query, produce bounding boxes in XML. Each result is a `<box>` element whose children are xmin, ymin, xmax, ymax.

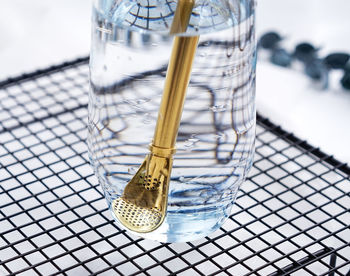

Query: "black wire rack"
<box><xmin>0</xmin><ymin>57</ymin><xmax>349</xmax><ymax>276</ymax></box>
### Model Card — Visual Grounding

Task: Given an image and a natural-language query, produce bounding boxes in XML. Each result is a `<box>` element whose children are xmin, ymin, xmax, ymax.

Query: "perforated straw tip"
<box><xmin>113</xmin><ymin>198</ymin><xmax>163</xmax><ymax>233</ymax></box>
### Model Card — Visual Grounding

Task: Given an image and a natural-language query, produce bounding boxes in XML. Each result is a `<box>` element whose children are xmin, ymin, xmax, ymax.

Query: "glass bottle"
<box><xmin>88</xmin><ymin>0</ymin><xmax>256</xmax><ymax>242</ymax></box>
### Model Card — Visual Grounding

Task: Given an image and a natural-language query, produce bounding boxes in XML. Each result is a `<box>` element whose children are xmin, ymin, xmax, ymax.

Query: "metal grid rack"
<box><xmin>0</xmin><ymin>58</ymin><xmax>349</xmax><ymax>276</ymax></box>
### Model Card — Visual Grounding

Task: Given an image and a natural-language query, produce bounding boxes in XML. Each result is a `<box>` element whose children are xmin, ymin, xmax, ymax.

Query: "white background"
<box><xmin>0</xmin><ymin>0</ymin><xmax>349</xmax><ymax>164</ymax></box>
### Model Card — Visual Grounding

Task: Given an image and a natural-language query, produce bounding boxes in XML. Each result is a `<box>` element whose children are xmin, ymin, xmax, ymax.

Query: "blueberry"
<box><xmin>304</xmin><ymin>58</ymin><xmax>329</xmax><ymax>89</ymax></box>
<box><xmin>259</xmin><ymin>31</ymin><xmax>282</xmax><ymax>49</ymax></box>
<box><xmin>341</xmin><ymin>71</ymin><xmax>350</xmax><ymax>90</ymax></box>
<box><xmin>323</xmin><ymin>53</ymin><xmax>350</xmax><ymax>69</ymax></box>
<box><xmin>304</xmin><ymin>59</ymin><xmax>326</xmax><ymax>79</ymax></box>
<box><xmin>270</xmin><ymin>48</ymin><xmax>292</xmax><ymax>67</ymax></box>
<box><xmin>294</xmin><ymin>42</ymin><xmax>318</xmax><ymax>63</ymax></box>
<box><xmin>345</xmin><ymin>61</ymin><xmax>350</xmax><ymax>72</ymax></box>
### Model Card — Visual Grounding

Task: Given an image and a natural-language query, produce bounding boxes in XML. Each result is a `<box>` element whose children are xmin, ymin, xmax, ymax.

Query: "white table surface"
<box><xmin>0</xmin><ymin>0</ymin><xmax>349</xmax><ymax>165</ymax></box>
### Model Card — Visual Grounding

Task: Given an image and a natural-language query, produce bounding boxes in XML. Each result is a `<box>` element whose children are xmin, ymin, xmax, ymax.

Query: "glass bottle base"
<box><xmin>108</xmin><ymin>200</ymin><xmax>233</xmax><ymax>243</ymax></box>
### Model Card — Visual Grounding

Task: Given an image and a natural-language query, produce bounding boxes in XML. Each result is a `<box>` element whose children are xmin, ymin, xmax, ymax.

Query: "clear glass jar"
<box><xmin>88</xmin><ymin>0</ymin><xmax>256</xmax><ymax>242</ymax></box>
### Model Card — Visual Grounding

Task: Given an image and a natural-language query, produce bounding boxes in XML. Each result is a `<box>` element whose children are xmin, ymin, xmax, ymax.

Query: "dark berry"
<box><xmin>345</xmin><ymin>61</ymin><xmax>350</xmax><ymax>72</ymax></box>
<box><xmin>304</xmin><ymin>59</ymin><xmax>327</xmax><ymax>79</ymax></box>
<box><xmin>341</xmin><ymin>71</ymin><xmax>350</xmax><ymax>90</ymax></box>
<box><xmin>270</xmin><ymin>48</ymin><xmax>292</xmax><ymax>67</ymax></box>
<box><xmin>323</xmin><ymin>53</ymin><xmax>350</xmax><ymax>69</ymax></box>
<box><xmin>305</xmin><ymin>59</ymin><xmax>329</xmax><ymax>89</ymax></box>
<box><xmin>259</xmin><ymin>32</ymin><xmax>282</xmax><ymax>49</ymax></box>
<box><xmin>294</xmin><ymin>42</ymin><xmax>318</xmax><ymax>63</ymax></box>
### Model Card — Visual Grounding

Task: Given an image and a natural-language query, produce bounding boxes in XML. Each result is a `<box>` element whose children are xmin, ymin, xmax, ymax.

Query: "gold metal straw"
<box><xmin>113</xmin><ymin>0</ymin><xmax>199</xmax><ymax>233</ymax></box>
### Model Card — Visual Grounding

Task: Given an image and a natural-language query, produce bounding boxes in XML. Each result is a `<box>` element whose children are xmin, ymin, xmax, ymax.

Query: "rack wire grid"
<box><xmin>0</xmin><ymin>57</ymin><xmax>349</xmax><ymax>276</ymax></box>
